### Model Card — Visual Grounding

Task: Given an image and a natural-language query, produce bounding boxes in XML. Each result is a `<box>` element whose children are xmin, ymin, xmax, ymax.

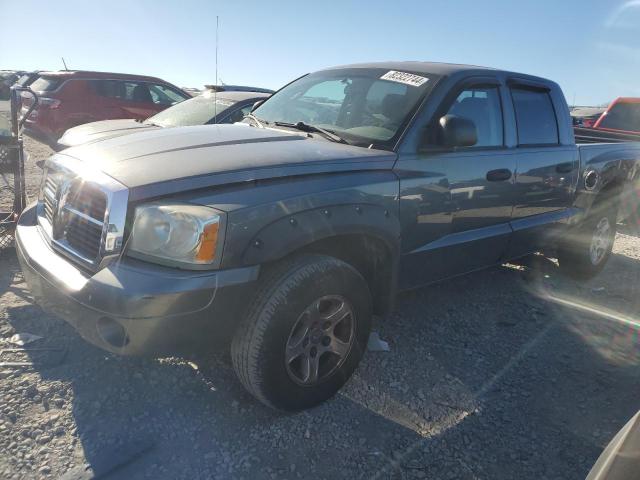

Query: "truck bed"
<box><xmin>574</xmin><ymin>126</ymin><xmax>640</xmax><ymax>144</ymax></box>
<box><xmin>577</xmin><ymin>140</ymin><xmax>640</xmax><ymax>222</ymax></box>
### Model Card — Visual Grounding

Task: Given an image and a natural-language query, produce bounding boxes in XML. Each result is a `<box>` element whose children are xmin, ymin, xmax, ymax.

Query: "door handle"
<box><xmin>486</xmin><ymin>169</ymin><xmax>512</xmax><ymax>182</ymax></box>
<box><xmin>556</xmin><ymin>162</ymin><xmax>574</xmax><ymax>173</ymax></box>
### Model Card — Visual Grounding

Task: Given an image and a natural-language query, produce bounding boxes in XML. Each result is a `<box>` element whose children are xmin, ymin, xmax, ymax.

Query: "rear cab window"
<box><xmin>510</xmin><ymin>87</ymin><xmax>559</xmax><ymax>146</ymax></box>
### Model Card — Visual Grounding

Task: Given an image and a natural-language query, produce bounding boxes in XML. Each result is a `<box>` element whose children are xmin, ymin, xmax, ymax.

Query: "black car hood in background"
<box><xmin>60</xmin><ymin>124</ymin><xmax>397</xmax><ymax>201</ymax></box>
<box><xmin>57</xmin><ymin>119</ymin><xmax>159</xmax><ymax>148</ymax></box>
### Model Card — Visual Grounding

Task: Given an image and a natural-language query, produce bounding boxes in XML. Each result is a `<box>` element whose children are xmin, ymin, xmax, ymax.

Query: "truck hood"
<box><xmin>57</xmin><ymin>119</ymin><xmax>159</xmax><ymax>148</ymax></box>
<box><xmin>59</xmin><ymin>124</ymin><xmax>397</xmax><ymax>201</ymax></box>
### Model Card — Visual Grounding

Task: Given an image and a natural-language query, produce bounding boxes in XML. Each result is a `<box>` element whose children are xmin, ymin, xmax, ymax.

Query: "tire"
<box><xmin>231</xmin><ymin>254</ymin><xmax>372</xmax><ymax>411</ymax></box>
<box><xmin>558</xmin><ymin>195</ymin><xmax>617</xmax><ymax>280</ymax></box>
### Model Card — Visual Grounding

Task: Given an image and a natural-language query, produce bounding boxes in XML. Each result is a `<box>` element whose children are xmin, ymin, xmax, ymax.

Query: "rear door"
<box><xmin>505</xmin><ymin>82</ymin><xmax>579</xmax><ymax>258</ymax></box>
<box><xmin>396</xmin><ymin>77</ymin><xmax>517</xmax><ymax>289</ymax></box>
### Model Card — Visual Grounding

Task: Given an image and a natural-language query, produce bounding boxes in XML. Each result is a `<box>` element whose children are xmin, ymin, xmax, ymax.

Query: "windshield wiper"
<box><xmin>143</xmin><ymin>121</ymin><xmax>163</xmax><ymax>127</ymax></box>
<box><xmin>246</xmin><ymin>113</ymin><xmax>266</xmax><ymax>128</ymax></box>
<box><xmin>274</xmin><ymin>121</ymin><xmax>348</xmax><ymax>144</ymax></box>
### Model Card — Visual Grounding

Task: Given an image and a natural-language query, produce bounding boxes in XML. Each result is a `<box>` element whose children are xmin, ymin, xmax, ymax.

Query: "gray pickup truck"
<box><xmin>16</xmin><ymin>62</ymin><xmax>640</xmax><ymax>410</ymax></box>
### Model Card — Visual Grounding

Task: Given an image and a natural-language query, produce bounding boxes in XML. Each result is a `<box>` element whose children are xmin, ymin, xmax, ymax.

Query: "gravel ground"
<box><xmin>0</xmin><ymin>136</ymin><xmax>639</xmax><ymax>479</ymax></box>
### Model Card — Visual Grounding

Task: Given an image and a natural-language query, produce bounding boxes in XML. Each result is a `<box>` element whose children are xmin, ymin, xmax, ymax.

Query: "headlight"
<box><xmin>127</xmin><ymin>202</ymin><xmax>224</xmax><ymax>268</ymax></box>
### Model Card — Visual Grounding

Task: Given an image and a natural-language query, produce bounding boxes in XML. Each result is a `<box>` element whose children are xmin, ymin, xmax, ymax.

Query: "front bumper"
<box><xmin>15</xmin><ymin>205</ymin><xmax>259</xmax><ymax>356</ymax></box>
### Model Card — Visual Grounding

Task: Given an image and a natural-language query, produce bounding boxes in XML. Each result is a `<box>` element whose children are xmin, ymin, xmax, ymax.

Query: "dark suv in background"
<box><xmin>21</xmin><ymin>70</ymin><xmax>190</xmax><ymax>145</ymax></box>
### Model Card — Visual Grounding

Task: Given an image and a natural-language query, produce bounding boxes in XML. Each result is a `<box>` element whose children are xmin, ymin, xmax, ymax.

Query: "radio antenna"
<box><xmin>61</xmin><ymin>57</ymin><xmax>69</xmax><ymax>71</ymax></box>
<box><xmin>214</xmin><ymin>15</ymin><xmax>219</xmax><ymax>123</ymax></box>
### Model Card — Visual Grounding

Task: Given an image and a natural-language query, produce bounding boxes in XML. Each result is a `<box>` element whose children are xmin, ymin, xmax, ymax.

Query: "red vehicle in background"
<box><xmin>21</xmin><ymin>70</ymin><xmax>190</xmax><ymax>146</ymax></box>
<box><xmin>593</xmin><ymin>97</ymin><xmax>640</xmax><ymax>134</ymax></box>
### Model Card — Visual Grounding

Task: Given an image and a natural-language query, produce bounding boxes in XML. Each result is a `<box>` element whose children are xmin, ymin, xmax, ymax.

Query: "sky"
<box><xmin>1</xmin><ymin>0</ymin><xmax>639</xmax><ymax>106</ymax></box>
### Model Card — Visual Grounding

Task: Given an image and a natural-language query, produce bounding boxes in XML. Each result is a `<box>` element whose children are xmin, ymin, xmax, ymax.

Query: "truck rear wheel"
<box><xmin>558</xmin><ymin>197</ymin><xmax>617</xmax><ymax>280</ymax></box>
<box><xmin>231</xmin><ymin>254</ymin><xmax>372</xmax><ymax>411</ymax></box>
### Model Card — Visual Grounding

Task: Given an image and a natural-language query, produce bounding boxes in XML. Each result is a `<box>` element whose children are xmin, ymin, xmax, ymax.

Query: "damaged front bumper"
<box><xmin>15</xmin><ymin>204</ymin><xmax>258</xmax><ymax>356</ymax></box>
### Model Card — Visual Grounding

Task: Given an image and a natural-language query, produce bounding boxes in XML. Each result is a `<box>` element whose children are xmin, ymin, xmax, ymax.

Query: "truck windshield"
<box><xmin>146</xmin><ymin>91</ymin><xmax>239</xmax><ymax>127</ymax></box>
<box><xmin>253</xmin><ymin>68</ymin><xmax>437</xmax><ymax>148</ymax></box>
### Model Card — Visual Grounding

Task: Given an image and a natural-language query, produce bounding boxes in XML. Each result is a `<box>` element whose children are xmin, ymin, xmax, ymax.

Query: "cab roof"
<box><xmin>322</xmin><ymin>61</ymin><xmax>553</xmax><ymax>85</ymax></box>
<box><xmin>37</xmin><ymin>70</ymin><xmax>168</xmax><ymax>83</ymax></box>
<box><xmin>324</xmin><ymin>61</ymin><xmax>498</xmax><ymax>75</ymax></box>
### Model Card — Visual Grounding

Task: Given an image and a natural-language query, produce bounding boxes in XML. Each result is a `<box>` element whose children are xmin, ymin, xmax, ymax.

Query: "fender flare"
<box><xmin>242</xmin><ymin>204</ymin><xmax>401</xmax><ymax>266</ymax></box>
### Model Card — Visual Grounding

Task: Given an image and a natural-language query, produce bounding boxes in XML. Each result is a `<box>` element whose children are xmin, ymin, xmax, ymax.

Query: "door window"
<box><xmin>91</xmin><ymin>80</ymin><xmax>124</xmax><ymax>98</ymax></box>
<box><xmin>444</xmin><ymin>86</ymin><xmax>504</xmax><ymax>147</ymax></box>
<box><xmin>510</xmin><ymin>88</ymin><xmax>559</xmax><ymax>145</ymax></box>
<box><xmin>123</xmin><ymin>82</ymin><xmax>153</xmax><ymax>103</ymax></box>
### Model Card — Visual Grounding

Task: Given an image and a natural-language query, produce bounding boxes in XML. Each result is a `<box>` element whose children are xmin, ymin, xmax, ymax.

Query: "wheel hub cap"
<box><xmin>284</xmin><ymin>295</ymin><xmax>355</xmax><ymax>386</ymax></box>
<box><xmin>590</xmin><ymin>217</ymin><xmax>612</xmax><ymax>266</ymax></box>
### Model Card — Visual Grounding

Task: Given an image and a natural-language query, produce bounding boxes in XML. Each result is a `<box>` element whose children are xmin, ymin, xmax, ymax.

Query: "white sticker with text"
<box><xmin>380</xmin><ymin>70</ymin><xmax>429</xmax><ymax>87</ymax></box>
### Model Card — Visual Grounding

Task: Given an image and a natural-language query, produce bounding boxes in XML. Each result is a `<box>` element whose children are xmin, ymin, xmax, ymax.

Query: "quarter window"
<box><xmin>511</xmin><ymin>88</ymin><xmax>559</xmax><ymax>145</ymax></box>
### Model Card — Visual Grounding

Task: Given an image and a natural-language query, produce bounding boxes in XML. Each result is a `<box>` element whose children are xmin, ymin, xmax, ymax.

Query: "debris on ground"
<box><xmin>367</xmin><ymin>332</ymin><xmax>390</xmax><ymax>352</ymax></box>
<box><xmin>7</xmin><ymin>332</ymin><xmax>42</xmax><ymax>346</ymax></box>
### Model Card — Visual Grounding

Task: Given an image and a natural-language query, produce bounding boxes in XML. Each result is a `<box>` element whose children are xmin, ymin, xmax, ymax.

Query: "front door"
<box><xmin>396</xmin><ymin>81</ymin><xmax>516</xmax><ymax>289</ymax></box>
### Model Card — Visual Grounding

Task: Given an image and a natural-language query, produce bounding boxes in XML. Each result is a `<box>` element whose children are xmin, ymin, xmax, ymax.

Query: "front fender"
<box><xmin>242</xmin><ymin>203</ymin><xmax>401</xmax><ymax>265</ymax></box>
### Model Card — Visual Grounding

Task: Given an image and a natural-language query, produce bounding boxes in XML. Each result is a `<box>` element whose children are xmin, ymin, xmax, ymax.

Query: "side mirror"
<box><xmin>251</xmin><ymin>99</ymin><xmax>265</xmax><ymax>112</ymax></box>
<box><xmin>439</xmin><ymin>114</ymin><xmax>477</xmax><ymax>148</ymax></box>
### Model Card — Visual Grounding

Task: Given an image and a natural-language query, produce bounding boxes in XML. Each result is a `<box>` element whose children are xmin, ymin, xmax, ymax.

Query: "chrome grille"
<box><xmin>42</xmin><ymin>175</ymin><xmax>60</xmax><ymax>223</ymax></box>
<box><xmin>61</xmin><ymin>183</ymin><xmax>107</xmax><ymax>259</ymax></box>
<box><xmin>65</xmin><ymin>216</ymin><xmax>104</xmax><ymax>258</ymax></box>
<box><xmin>37</xmin><ymin>155</ymin><xmax>129</xmax><ymax>270</ymax></box>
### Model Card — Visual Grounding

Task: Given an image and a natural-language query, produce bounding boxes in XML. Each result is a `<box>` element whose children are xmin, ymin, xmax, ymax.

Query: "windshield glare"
<box><xmin>147</xmin><ymin>91</ymin><xmax>238</xmax><ymax>127</ymax></box>
<box><xmin>253</xmin><ymin>68</ymin><xmax>436</xmax><ymax>147</ymax></box>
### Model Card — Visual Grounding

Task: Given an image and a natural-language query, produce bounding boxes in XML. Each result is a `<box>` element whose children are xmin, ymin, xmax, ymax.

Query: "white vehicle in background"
<box><xmin>56</xmin><ymin>88</ymin><xmax>272</xmax><ymax>150</ymax></box>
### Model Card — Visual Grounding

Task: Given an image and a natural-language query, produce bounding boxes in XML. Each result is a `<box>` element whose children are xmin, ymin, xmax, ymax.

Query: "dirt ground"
<box><xmin>0</xmin><ymin>135</ymin><xmax>639</xmax><ymax>479</ymax></box>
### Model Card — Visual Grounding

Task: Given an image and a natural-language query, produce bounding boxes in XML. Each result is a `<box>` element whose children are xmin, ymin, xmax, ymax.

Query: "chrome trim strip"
<box><xmin>62</xmin><ymin>206</ymin><xmax>105</xmax><ymax>226</ymax></box>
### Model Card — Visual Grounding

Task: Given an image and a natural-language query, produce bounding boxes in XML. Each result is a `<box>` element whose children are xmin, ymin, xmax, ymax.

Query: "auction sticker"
<box><xmin>380</xmin><ymin>70</ymin><xmax>429</xmax><ymax>87</ymax></box>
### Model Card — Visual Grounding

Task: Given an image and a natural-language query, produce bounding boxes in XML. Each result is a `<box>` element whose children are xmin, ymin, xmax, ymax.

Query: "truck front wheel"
<box><xmin>558</xmin><ymin>197</ymin><xmax>617</xmax><ymax>279</ymax></box>
<box><xmin>231</xmin><ymin>254</ymin><xmax>372</xmax><ymax>410</ymax></box>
